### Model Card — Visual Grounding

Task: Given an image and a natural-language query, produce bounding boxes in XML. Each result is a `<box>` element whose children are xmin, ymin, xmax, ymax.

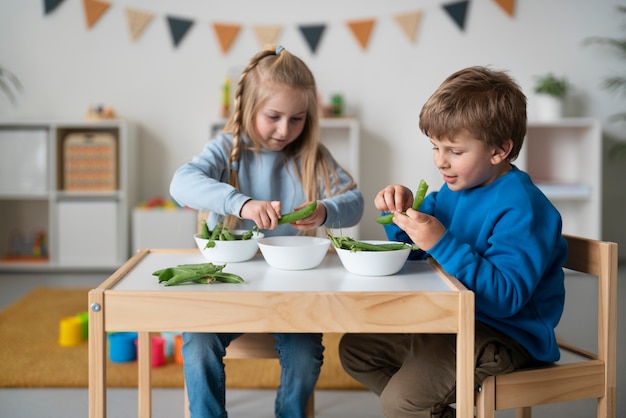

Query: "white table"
<box><xmin>88</xmin><ymin>249</ymin><xmax>474</xmax><ymax>417</ymax></box>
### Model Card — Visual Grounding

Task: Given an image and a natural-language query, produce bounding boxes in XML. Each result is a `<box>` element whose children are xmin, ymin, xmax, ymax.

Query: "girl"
<box><xmin>170</xmin><ymin>45</ymin><xmax>364</xmax><ymax>418</ymax></box>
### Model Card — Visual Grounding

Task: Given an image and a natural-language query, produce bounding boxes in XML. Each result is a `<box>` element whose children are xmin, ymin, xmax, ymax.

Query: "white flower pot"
<box><xmin>534</xmin><ymin>95</ymin><xmax>563</xmax><ymax>121</ymax></box>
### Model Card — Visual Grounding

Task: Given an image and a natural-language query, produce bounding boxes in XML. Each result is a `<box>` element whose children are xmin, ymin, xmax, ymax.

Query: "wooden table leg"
<box><xmin>88</xmin><ymin>289</ymin><xmax>106</xmax><ymax>418</ymax></box>
<box><xmin>457</xmin><ymin>291</ymin><xmax>475</xmax><ymax>417</ymax></box>
<box><xmin>138</xmin><ymin>332</ymin><xmax>152</xmax><ymax>418</ymax></box>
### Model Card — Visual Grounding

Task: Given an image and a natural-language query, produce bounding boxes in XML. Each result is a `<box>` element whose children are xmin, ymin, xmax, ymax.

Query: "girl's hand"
<box><xmin>375</xmin><ymin>184</ymin><xmax>414</xmax><ymax>213</ymax></box>
<box><xmin>289</xmin><ymin>201</ymin><xmax>327</xmax><ymax>231</ymax></box>
<box><xmin>393</xmin><ymin>209</ymin><xmax>446</xmax><ymax>251</ymax></box>
<box><xmin>240</xmin><ymin>199</ymin><xmax>282</xmax><ymax>230</ymax></box>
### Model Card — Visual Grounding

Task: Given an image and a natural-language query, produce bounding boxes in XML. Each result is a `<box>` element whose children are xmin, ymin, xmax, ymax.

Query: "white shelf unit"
<box><xmin>0</xmin><ymin>120</ymin><xmax>137</xmax><ymax>271</ymax></box>
<box><xmin>517</xmin><ymin>118</ymin><xmax>601</xmax><ymax>239</ymax></box>
<box><xmin>210</xmin><ymin>117</ymin><xmax>361</xmax><ymax>238</ymax></box>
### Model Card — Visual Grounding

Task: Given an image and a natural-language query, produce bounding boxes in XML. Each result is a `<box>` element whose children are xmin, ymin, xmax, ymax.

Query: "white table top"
<box><xmin>111</xmin><ymin>252</ymin><xmax>452</xmax><ymax>293</ymax></box>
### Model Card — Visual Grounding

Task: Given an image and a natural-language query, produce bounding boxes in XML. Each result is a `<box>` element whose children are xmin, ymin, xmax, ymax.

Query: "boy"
<box><xmin>339</xmin><ymin>66</ymin><xmax>568</xmax><ymax>417</ymax></box>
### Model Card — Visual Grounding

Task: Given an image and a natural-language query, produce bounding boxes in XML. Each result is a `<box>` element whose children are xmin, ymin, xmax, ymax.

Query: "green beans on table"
<box><xmin>376</xmin><ymin>179</ymin><xmax>429</xmax><ymax>224</ymax></box>
<box><xmin>152</xmin><ymin>262</ymin><xmax>244</xmax><ymax>286</ymax></box>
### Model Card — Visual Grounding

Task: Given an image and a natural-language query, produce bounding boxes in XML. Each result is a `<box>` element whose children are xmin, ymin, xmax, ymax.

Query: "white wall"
<box><xmin>1</xmin><ymin>0</ymin><xmax>625</xmax><ymax>246</ymax></box>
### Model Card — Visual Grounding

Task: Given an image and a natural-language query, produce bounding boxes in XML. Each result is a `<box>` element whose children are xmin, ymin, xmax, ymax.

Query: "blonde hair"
<box><xmin>419</xmin><ymin>66</ymin><xmax>527</xmax><ymax>161</ymax></box>
<box><xmin>222</xmin><ymin>45</ymin><xmax>356</xmax><ymax>229</ymax></box>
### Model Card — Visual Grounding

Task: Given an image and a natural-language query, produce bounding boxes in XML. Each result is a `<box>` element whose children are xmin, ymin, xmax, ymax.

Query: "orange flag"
<box><xmin>213</xmin><ymin>23</ymin><xmax>241</xmax><ymax>54</ymax></box>
<box><xmin>346</xmin><ymin>19</ymin><xmax>375</xmax><ymax>50</ymax></box>
<box><xmin>125</xmin><ymin>8</ymin><xmax>154</xmax><ymax>42</ymax></box>
<box><xmin>394</xmin><ymin>11</ymin><xmax>422</xmax><ymax>43</ymax></box>
<box><xmin>494</xmin><ymin>0</ymin><xmax>515</xmax><ymax>17</ymax></box>
<box><xmin>82</xmin><ymin>0</ymin><xmax>110</xmax><ymax>29</ymax></box>
<box><xmin>253</xmin><ymin>25</ymin><xmax>282</xmax><ymax>48</ymax></box>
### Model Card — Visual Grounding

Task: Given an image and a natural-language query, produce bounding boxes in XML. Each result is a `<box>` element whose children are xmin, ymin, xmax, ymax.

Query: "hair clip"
<box><xmin>230</xmin><ymin>161</ymin><xmax>239</xmax><ymax>171</ymax></box>
<box><xmin>276</xmin><ymin>45</ymin><xmax>285</xmax><ymax>55</ymax></box>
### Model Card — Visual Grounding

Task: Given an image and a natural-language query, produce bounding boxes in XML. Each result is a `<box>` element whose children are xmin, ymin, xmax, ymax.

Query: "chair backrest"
<box><xmin>562</xmin><ymin>235</ymin><xmax>618</xmax><ymax>361</ymax></box>
<box><xmin>475</xmin><ymin>235</ymin><xmax>618</xmax><ymax>418</ymax></box>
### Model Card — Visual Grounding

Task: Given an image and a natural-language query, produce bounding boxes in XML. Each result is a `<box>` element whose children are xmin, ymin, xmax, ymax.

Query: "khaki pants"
<box><xmin>339</xmin><ymin>322</ymin><xmax>539</xmax><ymax>418</ymax></box>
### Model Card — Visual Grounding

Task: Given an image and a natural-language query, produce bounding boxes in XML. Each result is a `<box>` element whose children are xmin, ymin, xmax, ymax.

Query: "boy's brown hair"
<box><xmin>419</xmin><ymin>66</ymin><xmax>527</xmax><ymax>161</ymax></box>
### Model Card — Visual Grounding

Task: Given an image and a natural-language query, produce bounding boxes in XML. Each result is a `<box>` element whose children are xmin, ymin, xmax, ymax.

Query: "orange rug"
<box><xmin>0</xmin><ymin>287</ymin><xmax>363</xmax><ymax>389</ymax></box>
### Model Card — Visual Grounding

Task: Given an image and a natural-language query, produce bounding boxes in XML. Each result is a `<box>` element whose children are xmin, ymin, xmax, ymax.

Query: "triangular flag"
<box><xmin>44</xmin><ymin>0</ymin><xmax>65</xmax><ymax>15</ymax></box>
<box><xmin>253</xmin><ymin>25</ymin><xmax>282</xmax><ymax>48</ymax></box>
<box><xmin>82</xmin><ymin>0</ymin><xmax>110</xmax><ymax>30</ymax></box>
<box><xmin>167</xmin><ymin>16</ymin><xmax>194</xmax><ymax>48</ymax></box>
<box><xmin>493</xmin><ymin>0</ymin><xmax>515</xmax><ymax>17</ymax></box>
<box><xmin>346</xmin><ymin>19</ymin><xmax>376</xmax><ymax>51</ymax></box>
<box><xmin>125</xmin><ymin>8</ymin><xmax>154</xmax><ymax>42</ymax></box>
<box><xmin>443</xmin><ymin>1</ymin><xmax>470</xmax><ymax>31</ymax></box>
<box><xmin>394</xmin><ymin>11</ymin><xmax>422</xmax><ymax>43</ymax></box>
<box><xmin>298</xmin><ymin>24</ymin><xmax>326</xmax><ymax>54</ymax></box>
<box><xmin>212</xmin><ymin>23</ymin><xmax>241</xmax><ymax>55</ymax></box>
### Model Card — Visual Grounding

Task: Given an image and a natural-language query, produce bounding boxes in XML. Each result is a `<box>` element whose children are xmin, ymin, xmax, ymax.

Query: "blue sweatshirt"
<box><xmin>170</xmin><ymin>133</ymin><xmax>364</xmax><ymax>237</ymax></box>
<box><xmin>383</xmin><ymin>166</ymin><xmax>567</xmax><ymax>362</ymax></box>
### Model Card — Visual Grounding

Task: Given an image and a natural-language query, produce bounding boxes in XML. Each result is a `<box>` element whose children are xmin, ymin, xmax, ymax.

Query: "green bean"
<box><xmin>376</xmin><ymin>180</ymin><xmax>429</xmax><ymax>224</ymax></box>
<box><xmin>278</xmin><ymin>201</ymin><xmax>317</xmax><ymax>225</ymax></box>
<box><xmin>199</xmin><ymin>220</ymin><xmax>211</xmax><ymax>239</ymax></box>
<box><xmin>154</xmin><ymin>262</ymin><xmax>244</xmax><ymax>286</ymax></box>
<box><xmin>412</xmin><ymin>179</ymin><xmax>429</xmax><ymax>210</ymax></box>
<box><xmin>327</xmin><ymin>233</ymin><xmax>417</xmax><ymax>252</ymax></box>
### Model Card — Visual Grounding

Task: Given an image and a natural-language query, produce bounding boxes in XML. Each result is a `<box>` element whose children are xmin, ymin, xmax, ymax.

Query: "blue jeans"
<box><xmin>182</xmin><ymin>332</ymin><xmax>324</xmax><ymax>418</ymax></box>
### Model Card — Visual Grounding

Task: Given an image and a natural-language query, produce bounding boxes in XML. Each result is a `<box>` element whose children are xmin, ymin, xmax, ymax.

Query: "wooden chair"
<box><xmin>183</xmin><ymin>334</ymin><xmax>315</xmax><ymax>417</ymax></box>
<box><xmin>475</xmin><ymin>235</ymin><xmax>618</xmax><ymax>418</ymax></box>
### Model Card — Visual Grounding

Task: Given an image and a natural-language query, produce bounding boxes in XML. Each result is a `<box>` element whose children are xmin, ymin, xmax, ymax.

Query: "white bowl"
<box><xmin>334</xmin><ymin>240</ymin><xmax>411</xmax><ymax>276</ymax></box>
<box><xmin>257</xmin><ymin>236</ymin><xmax>330</xmax><ymax>270</ymax></box>
<box><xmin>194</xmin><ymin>230</ymin><xmax>264</xmax><ymax>263</ymax></box>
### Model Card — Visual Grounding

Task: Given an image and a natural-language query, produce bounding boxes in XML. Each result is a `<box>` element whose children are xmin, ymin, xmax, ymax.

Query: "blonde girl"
<box><xmin>170</xmin><ymin>45</ymin><xmax>364</xmax><ymax>418</ymax></box>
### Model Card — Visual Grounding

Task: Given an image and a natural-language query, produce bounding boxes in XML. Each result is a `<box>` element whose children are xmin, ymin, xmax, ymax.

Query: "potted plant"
<box><xmin>0</xmin><ymin>65</ymin><xmax>22</xmax><ymax>106</ymax></box>
<box><xmin>584</xmin><ymin>5</ymin><xmax>626</xmax><ymax>159</ymax></box>
<box><xmin>533</xmin><ymin>73</ymin><xmax>568</xmax><ymax>121</ymax></box>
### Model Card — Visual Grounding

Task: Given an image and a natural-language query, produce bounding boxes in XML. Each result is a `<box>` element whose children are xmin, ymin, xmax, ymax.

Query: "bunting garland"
<box><xmin>212</xmin><ymin>23</ymin><xmax>241</xmax><ymax>55</ymax></box>
<box><xmin>82</xmin><ymin>0</ymin><xmax>110</xmax><ymax>30</ymax></box>
<box><xmin>443</xmin><ymin>1</ymin><xmax>470</xmax><ymax>31</ymax></box>
<box><xmin>493</xmin><ymin>0</ymin><xmax>516</xmax><ymax>17</ymax></box>
<box><xmin>346</xmin><ymin>19</ymin><xmax>376</xmax><ymax>50</ymax></box>
<box><xmin>44</xmin><ymin>0</ymin><xmax>65</xmax><ymax>15</ymax></box>
<box><xmin>253</xmin><ymin>25</ymin><xmax>283</xmax><ymax>48</ymax></box>
<box><xmin>167</xmin><ymin>16</ymin><xmax>194</xmax><ymax>48</ymax></box>
<box><xmin>42</xmin><ymin>0</ymin><xmax>517</xmax><ymax>52</ymax></box>
<box><xmin>298</xmin><ymin>24</ymin><xmax>326</xmax><ymax>54</ymax></box>
<box><xmin>125</xmin><ymin>8</ymin><xmax>154</xmax><ymax>42</ymax></box>
<box><xmin>394</xmin><ymin>11</ymin><xmax>422</xmax><ymax>44</ymax></box>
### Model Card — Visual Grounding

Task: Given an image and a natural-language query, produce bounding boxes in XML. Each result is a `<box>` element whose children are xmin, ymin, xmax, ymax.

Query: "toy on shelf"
<box><xmin>85</xmin><ymin>104</ymin><xmax>116</xmax><ymax>121</ymax></box>
<box><xmin>2</xmin><ymin>230</ymin><xmax>48</xmax><ymax>263</ymax></box>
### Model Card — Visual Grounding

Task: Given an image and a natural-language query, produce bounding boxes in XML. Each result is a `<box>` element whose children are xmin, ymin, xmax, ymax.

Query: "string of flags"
<box><xmin>43</xmin><ymin>0</ymin><xmax>516</xmax><ymax>53</ymax></box>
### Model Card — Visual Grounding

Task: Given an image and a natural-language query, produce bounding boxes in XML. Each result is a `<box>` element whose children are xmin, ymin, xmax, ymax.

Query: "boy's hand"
<box><xmin>393</xmin><ymin>209</ymin><xmax>446</xmax><ymax>251</ymax></box>
<box><xmin>375</xmin><ymin>184</ymin><xmax>414</xmax><ymax>213</ymax></box>
<box><xmin>240</xmin><ymin>199</ymin><xmax>282</xmax><ymax>230</ymax></box>
<box><xmin>289</xmin><ymin>201</ymin><xmax>327</xmax><ymax>231</ymax></box>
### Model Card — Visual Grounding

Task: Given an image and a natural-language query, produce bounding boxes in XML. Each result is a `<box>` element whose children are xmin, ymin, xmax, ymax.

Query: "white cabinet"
<box><xmin>210</xmin><ymin>117</ymin><xmax>361</xmax><ymax>238</ymax></box>
<box><xmin>517</xmin><ymin>118</ymin><xmax>601</xmax><ymax>239</ymax></box>
<box><xmin>0</xmin><ymin>120</ymin><xmax>136</xmax><ymax>271</ymax></box>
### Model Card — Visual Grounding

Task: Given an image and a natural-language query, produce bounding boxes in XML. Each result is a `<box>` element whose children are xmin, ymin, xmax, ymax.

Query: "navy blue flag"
<box><xmin>298</xmin><ymin>24</ymin><xmax>326</xmax><ymax>54</ymax></box>
<box><xmin>443</xmin><ymin>1</ymin><xmax>470</xmax><ymax>31</ymax></box>
<box><xmin>44</xmin><ymin>0</ymin><xmax>65</xmax><ymax>15</ymax></box>
<box><xmin>167</xmin><ymin>16</ymin><xmax>194</xmax><ymax>48</ymax></box>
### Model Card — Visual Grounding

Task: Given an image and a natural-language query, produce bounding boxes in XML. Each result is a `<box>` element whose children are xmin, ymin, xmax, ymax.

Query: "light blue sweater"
<box><xmin>170</xmin><ymin>133</ymin><xmax>364</xmax><ymax>236</ymax></box>
<box><xmin>383</xmin><ymin>166</ymin><xmax>567</xmax><ymax>362</ymax></box>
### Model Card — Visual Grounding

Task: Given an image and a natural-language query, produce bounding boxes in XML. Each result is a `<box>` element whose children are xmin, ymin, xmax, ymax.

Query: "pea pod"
<box><xmin>376</xmin><ymin>180</ymin><xmax>429</xmax><ymax>224</ymax></box>
<box><xmin>278</xmin><ymin>201</ymin><xmax>317</xmax><ymax>225</ymax></box>
<box><xmin>327</xmin><ymin>233</ymin><xmax>417</xmax><ymax>252</ymax></box>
